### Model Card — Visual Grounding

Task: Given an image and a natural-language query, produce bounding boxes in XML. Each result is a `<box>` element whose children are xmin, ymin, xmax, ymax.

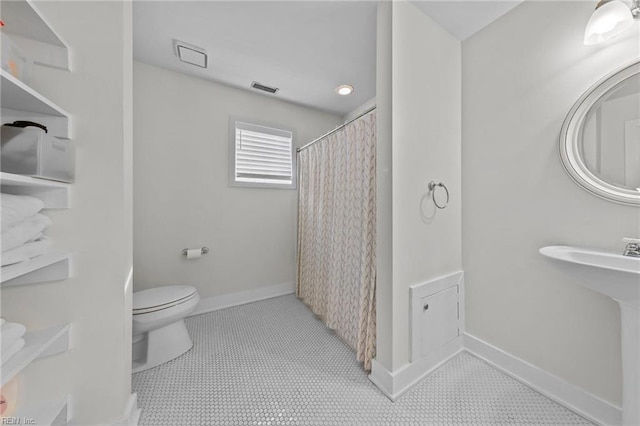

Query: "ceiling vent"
<box><xmin>174</xmin><ymin>40</ymin><xmax>207</xmax><ymax>68</ymax></box>
<box><xmin>251</xmin><ymin>81</ymin><xmax>279</xmax><ymax>94</ymax></box>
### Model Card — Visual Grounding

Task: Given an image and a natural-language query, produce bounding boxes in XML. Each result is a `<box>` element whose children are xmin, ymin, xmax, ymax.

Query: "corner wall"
<box><xmin>132</xmin><ymin>62</ymin><xmax>341</xmax><ymax>300</ymax></box>
<box><xmin>374</xmin><ymin>0</ymin><xmax>462</xmax><ymax>374</ymax></box>
<box><xmin>462</xmin><ymin>0</ymin><xmax>639</xmax><ymax>406</ymax></box>
<box><xmin>375</xmin><ymin>0</ymin><xmax>394</xmax><ymax>371</ymax></box>
<box><xmin>390</xmin><ymin>0</ymin><xmax>462</xmax><ymax>370</ymax></box>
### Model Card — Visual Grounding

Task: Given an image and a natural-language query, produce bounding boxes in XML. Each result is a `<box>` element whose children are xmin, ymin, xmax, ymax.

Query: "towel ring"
<box><xmin>428</xmin><ymin>181</ymin><xmax>449</xmax><ymax>209</ymax></box>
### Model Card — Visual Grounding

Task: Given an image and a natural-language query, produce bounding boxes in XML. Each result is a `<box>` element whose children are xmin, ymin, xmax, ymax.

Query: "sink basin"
<box><xmin>540</xmin><ymin>245</ymin><xmax>640</xmax><ymax>425</ymax></box>
<box><xmin>540</xmin><ymin>245</ymin><xmax>640</xmax><ymax>275</ymax></box>
<box><xmin>540</xmin><ymin>245</ymin><xmax>640</xmax><ymax>306</ymax></box>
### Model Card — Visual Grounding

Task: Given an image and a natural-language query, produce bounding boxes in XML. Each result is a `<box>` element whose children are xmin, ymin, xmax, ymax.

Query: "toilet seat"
<box><xmin>133</xmin><ymin>286</ymin><xmax>198</xmax><ymax>315</ymax></box>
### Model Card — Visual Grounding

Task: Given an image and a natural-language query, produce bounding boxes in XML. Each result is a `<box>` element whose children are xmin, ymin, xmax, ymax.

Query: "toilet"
<box><xmin>132</xmin><ymin>285</ymin><xmax>200</xmax><ymax>373</ymax></box>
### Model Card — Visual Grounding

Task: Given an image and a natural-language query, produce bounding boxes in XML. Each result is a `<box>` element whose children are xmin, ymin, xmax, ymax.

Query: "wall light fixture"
<box><xmin>584</xmin><ymin>0</ymin><xmax>640</xmax><ymax>45</ymax></box>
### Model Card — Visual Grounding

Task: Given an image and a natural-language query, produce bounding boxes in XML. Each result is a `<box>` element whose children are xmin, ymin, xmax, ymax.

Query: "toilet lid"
<box><xmin>133</xmin><ymin>286</ymin><xmax>198</xmax><ymax>314</ymax></box>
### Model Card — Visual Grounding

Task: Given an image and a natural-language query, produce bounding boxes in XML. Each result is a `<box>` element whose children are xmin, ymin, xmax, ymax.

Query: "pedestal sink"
<box><xmin>540</xmin><ymin>246</ymin><xmax>640</xmax><ymax>425</ymax></box>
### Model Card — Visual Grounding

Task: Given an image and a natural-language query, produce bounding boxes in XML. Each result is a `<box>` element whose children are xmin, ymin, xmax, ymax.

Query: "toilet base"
<box><xmin>132</xmin><ymin>319</ymin><xmax>193</xmax><ymax>373</ymax></box>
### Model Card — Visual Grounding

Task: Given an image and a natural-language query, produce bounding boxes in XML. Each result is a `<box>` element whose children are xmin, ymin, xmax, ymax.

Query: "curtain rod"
<box><xmin>296</xmin><ymin>105</ymin><xmax>376</xmax><ymax>153</ymax></box>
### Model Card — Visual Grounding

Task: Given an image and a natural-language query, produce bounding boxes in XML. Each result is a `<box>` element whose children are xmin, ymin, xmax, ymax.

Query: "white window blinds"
<box><xmin>233</xmin><ymin>120</ymin><xmax>294</xmax><ymax>187</ymax></box>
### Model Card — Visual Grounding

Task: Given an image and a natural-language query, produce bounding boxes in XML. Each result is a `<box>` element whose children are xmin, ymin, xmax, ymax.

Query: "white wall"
<box><xmin>0</xmin><ymin>1</ymin><xmax>133</xmax><ymax>424</ymax></box>
<box><xmin>462</xmin><ymin>1</ymin><xmax>639</xmax><ymax>406</ymax></box>
<box><xmin>375</xmin><ymin>0</ymin><xmax>462</xmax><ymax>372</ymax></box>
<box><xmin>343</xmin><ymin>97</ymin><xmax>376</xmax><ymax>122</ymax></box>
<box><xmin>133</xmin><ymin>62</ymin><xmax>341</xmax><ymax>300</ymax></box>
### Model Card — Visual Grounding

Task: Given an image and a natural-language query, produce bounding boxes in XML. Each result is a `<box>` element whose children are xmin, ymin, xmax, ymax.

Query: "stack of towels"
<box><xmin>1</xmin><ymin>193</ymin><xmax>52</xmax><ymax>267</ymax></box>
<box><xmin>0</xmin><ymin>318</ymin><xmax>26</xmax><ymax>365</ymax></box>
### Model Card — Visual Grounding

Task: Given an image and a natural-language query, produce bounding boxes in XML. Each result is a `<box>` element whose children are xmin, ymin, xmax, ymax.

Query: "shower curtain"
<box><xmin>296</xmin><ymin>111</ymin><xmax>376</xmax><ymax>371</ymax></box>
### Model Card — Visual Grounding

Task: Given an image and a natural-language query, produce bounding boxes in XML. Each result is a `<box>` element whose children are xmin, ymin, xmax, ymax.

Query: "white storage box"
<box><xmin>1</xmin><ymin>126</ymin><xmax>74</xmax><ymax>183</ymax></box>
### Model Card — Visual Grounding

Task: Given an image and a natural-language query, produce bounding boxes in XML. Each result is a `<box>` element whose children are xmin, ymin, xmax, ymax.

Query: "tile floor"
<box><xmin>132</xmin><ymin>294</ymin><xmax>593</xmax><ymax>425</ymax></box>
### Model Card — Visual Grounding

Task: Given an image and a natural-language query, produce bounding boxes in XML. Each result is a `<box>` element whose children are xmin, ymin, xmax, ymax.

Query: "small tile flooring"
<box><xmin>132</xmin><ymin>294</ymin><xmax>593</xmax><ymax>425</ymax></box>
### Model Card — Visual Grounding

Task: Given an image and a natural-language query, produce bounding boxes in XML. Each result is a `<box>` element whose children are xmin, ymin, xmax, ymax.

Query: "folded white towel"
<box><xmin>1</xmin><ymin>194</ymin><xmax>45</xmax><ymax>232</ymax></box>
<box><xmin>1</xmin><ymin>237</ymin><xmax>52</xmax><ymax>266</ymax></box>
<box><xmin>1</xmin><ymin>323</ymin><xmax>26</xmax><ymax>349</ymax></box>
<box><xmin>1</xmin><ymin>338</ymin><xmax>25</xmax><ymax>365</ymax></box>
<box><xmin>1</xmin><ymin>214</ymin><xmax>52</xmax><ymax>253</ymax></box>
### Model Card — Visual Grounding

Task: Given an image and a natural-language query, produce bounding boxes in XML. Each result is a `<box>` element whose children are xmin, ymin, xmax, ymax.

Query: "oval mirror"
<box><xmin>560</xmin><ymin>61</ymin><xmax>640</xmax><ymax>206</ymax></box>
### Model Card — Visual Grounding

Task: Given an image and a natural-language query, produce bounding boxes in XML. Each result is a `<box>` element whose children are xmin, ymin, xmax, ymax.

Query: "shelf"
<box><xmin>0</xmin><ymin>0</ymin><xmax>70</xmax><ymax>70</ymax></box>
<box><xmin>0</xmin><ymin>324</ymin><xmax>71</xmax><ymax>387</ymax></box>
<box><xmin>1</xmin><ymin>254</ymin><xmax>71</xmax><ymax>286</ymax></box>
<box><xmin>12</xmin><ymin>395</ymin><xmax>68</xmax><ymax>426</ymax></box>
<box><xmin>1</xmin><ymin>70</ymin><xmax>72</xmax><ymax>139</ymax></box>
<box><xmin>1</xmin><ymin>173</ymin><xmax>71</xmax><ymax>209</ymax></box>
<box><xmin>1</xmin><ymin>70</ymin><xmax>68</xmax><ymax>117</ymax></box>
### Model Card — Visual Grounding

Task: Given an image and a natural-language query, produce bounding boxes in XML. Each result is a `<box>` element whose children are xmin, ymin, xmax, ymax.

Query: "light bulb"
<box><xmin>584</xmin><ymin>0</ymin><xmax>634</xmax><ymax>45</ymax></box>
<box><xmin>335</xmin><ymin>85</ymin><xmax>354</xmax><ymax>96</ymax></box>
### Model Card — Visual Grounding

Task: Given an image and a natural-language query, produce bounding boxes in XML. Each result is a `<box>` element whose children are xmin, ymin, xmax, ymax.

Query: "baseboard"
<box><xmin>369</xmin><ymin>333</ymin><xmax>621</xmax><ymax>425</ymax></box>
<box><xmin>110</xmin><ymin>393</ymin><xmax>140</xmax><ymax>426</ymax></box>
<box><xmin>464</xmin><ymin>333</ymin><xmax>622</xmax><ymax>426</ymax></box>
<box><xmin>189</xmin><ymin>282</ymin><xmax>295</xmax><ymax>317</ymax></box>
<box><xmin>369</xmin><ymin>336</ymin><xmax>464</xmax><ymax>401</ymax></box>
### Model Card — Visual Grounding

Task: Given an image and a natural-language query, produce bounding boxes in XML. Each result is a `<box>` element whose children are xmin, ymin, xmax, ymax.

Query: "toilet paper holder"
<box><xmin>182</xmin><ymin>247</ymin><xmax>209</xmax><ymax>256</ymax></box>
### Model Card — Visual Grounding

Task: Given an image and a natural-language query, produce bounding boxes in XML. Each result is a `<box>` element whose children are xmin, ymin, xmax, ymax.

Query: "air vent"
<box><xmin>174</xmin><ymin>40</ymin><xmax>207</xmax><ymax>68</ymax></box>
<box><xmin>251</xmin><ymin>81</ymin><xmax>279</xmax><ymax>94</ymax></box>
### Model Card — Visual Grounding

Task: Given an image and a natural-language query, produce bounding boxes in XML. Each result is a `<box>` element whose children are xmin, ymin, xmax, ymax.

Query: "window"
<box><xmin>229</xmin><ymin>118</ymin><xmax>296</xmax><ymax>189</ymax></box>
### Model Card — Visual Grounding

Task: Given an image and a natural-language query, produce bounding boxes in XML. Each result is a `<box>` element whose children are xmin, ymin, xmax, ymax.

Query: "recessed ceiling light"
<box><xmin>335</xmin><ymin>85</ymin><xmax>354</xmax><ymax>96</ymax></box>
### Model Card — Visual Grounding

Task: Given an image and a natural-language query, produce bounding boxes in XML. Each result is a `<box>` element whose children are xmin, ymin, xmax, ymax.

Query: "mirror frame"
<box><xmin>559</xmin><ymin>60</ymin><xmax>640</xmax><ymax>206</ymax></box>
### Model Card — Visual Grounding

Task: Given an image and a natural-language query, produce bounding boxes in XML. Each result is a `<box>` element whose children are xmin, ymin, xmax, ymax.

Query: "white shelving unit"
<box><xmin>0</xmin><ymin>324</ymin><xmax>71</xmax><ymax>387</ymax></box>
<box><xmin>1</xmin><ymin>0</ymin><xmax>73</xmax><ymax>286</ymax></box>
<box><xmin>1</xmin><ymin>1</ymin><xmax>73</xmax><ymax>423</ymax></box>
<box><xmin>1</xmin><ymin>172</ymin><xmax>71</xmax><ymax>209</ymax></box>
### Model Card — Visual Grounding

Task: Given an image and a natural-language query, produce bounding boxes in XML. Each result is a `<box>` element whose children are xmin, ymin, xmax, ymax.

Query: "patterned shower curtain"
<box><xmin>296</xmin><ymin>111</ymin><xmax>376</xmax><ymax>371</ymax></box>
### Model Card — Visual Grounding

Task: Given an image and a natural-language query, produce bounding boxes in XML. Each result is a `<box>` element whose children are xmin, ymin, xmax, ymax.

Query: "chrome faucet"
<box><xmin>623</xmin><ymin>238</ymin><xmax>640</xmax><ymax>257</ymax></box>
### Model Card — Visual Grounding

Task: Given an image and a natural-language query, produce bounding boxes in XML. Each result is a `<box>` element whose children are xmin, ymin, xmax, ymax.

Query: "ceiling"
<box><xmin>133</xmin><ymin>1</ymin><xmax>523</xmax><ymax>116</ymax></box>
<box><xmin>411</xmin><ymin>1</ymin><xmax>523</xmax><ymax>41</ymax></box>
